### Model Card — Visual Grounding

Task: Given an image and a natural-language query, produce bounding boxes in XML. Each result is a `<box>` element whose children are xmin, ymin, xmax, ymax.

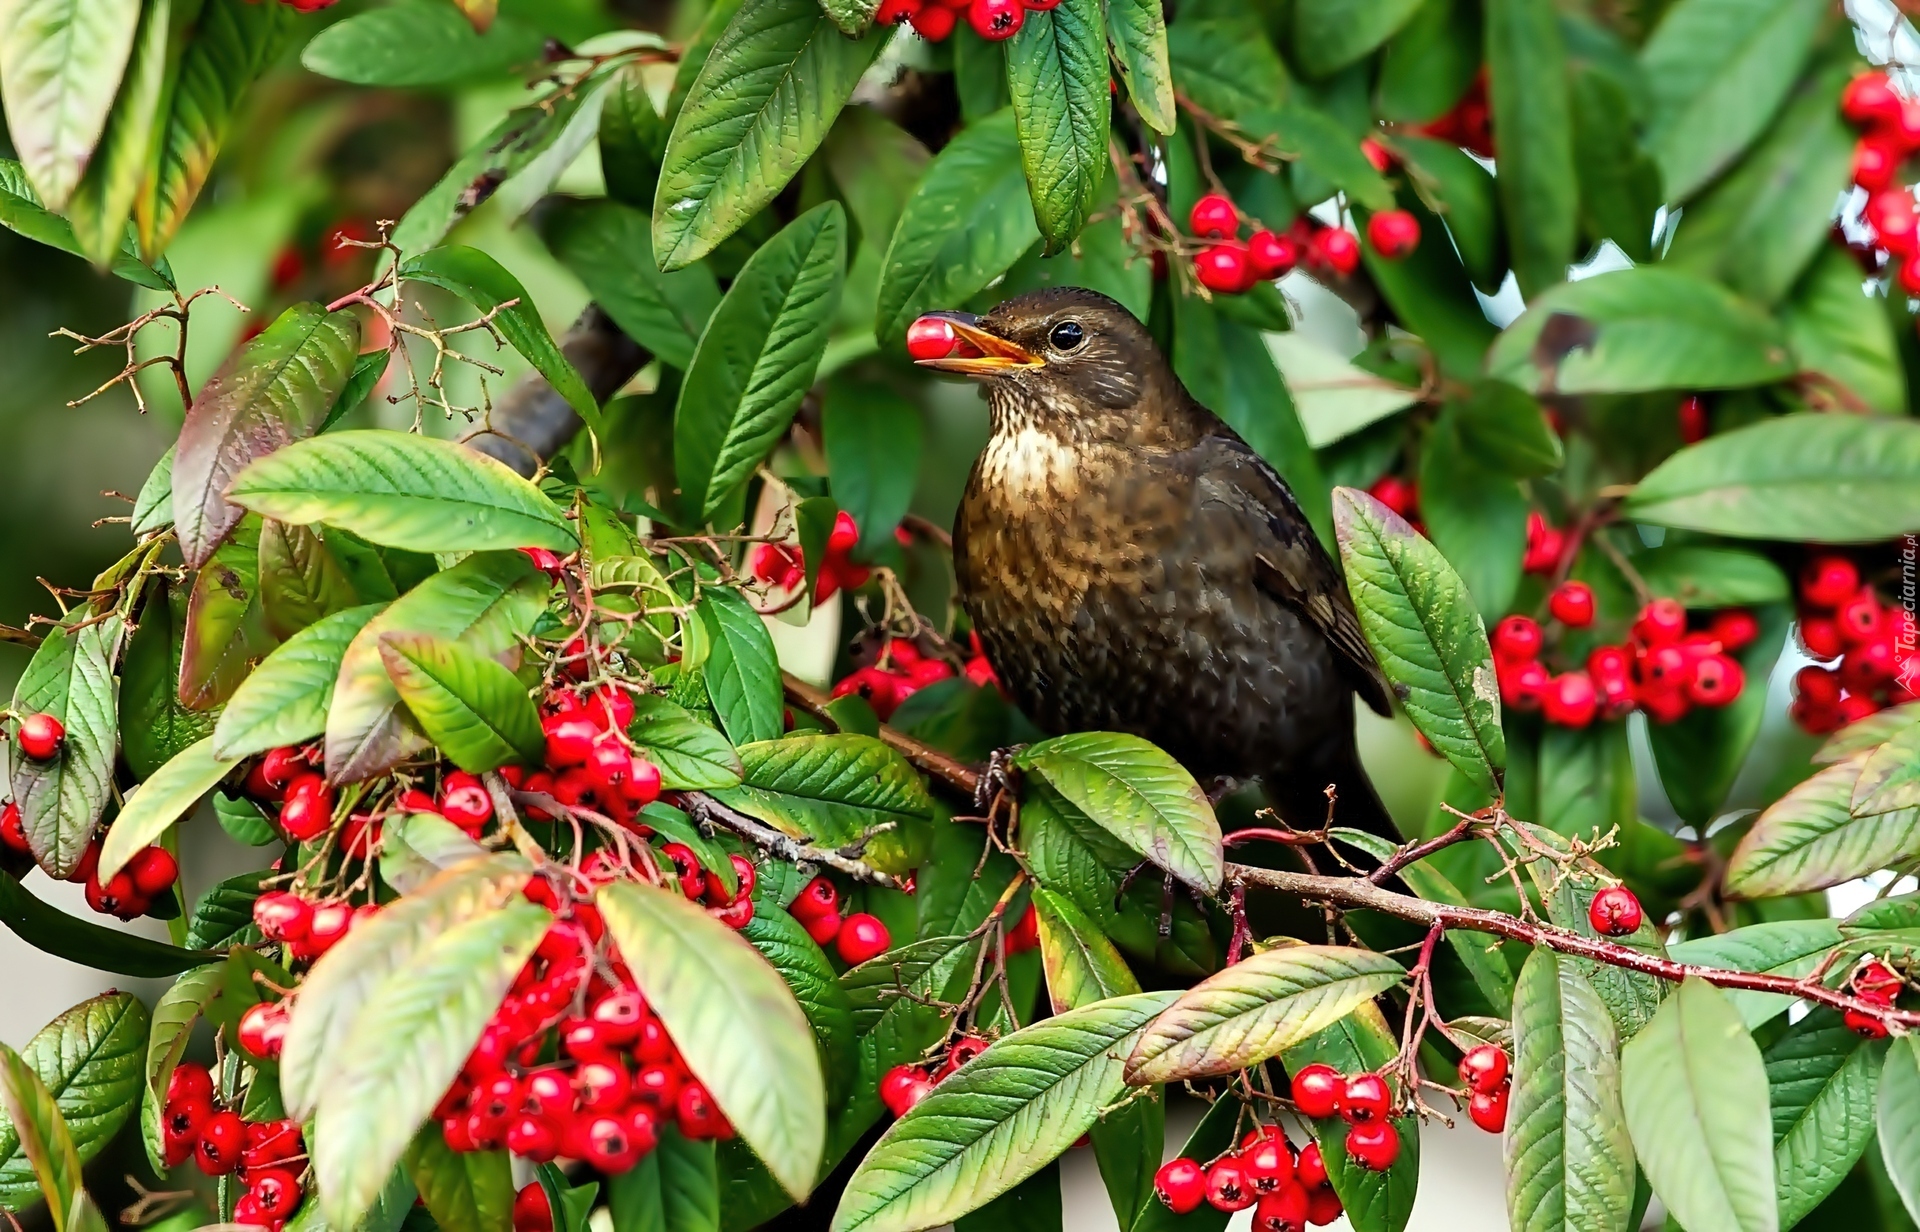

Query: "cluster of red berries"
<box><xmin>787</xmin><ymin>873</ymin><xmax>893</xmax><ymax>963</ymax></box>
<box><xmin>750</xmin><ymin>511</ymin><xmax>879</xmax><ymax>606</ymax></box>
<box><xmin>874</xmin><ymin>0</ymin><xmax>1051</xmax><ymax>43</ymax></box>
<box><xmin>252</xmin><ymin>887</ymin><xmax>378</xmax><ymax>961</ymax></box>
<box><xmin>829</xmin><ymin>635</ymin><xmax>996</xmax><ymax>721</ymax></box>
<box><xmin>1455</xmin><ymin>1044</ymin><xmax>1510</xmax><ymax>1133</ymax></box>
<box><xmin>1494</xmin><ymin>596</ymin><xmax>1752</xmax><ymax>727</ymax></box>
<box><xmin>1411</xmin><ymin>74</ymin><xmax>1493</xmax><ymax>160</ymax></box>
<box><xmin>1843</xmin><ymin>959</ymin><xmax>1904</xmax><ymax>1038</ymax></box>
<box><xmin>160</xmin><ymin>1061</ymin><xmax>308</xmax><ymax>1229</ymax></box>
<box><xmin>1789</xmin><ymin>554</ymin><xmax>1917</xmax><ymax>734</ymax></box>
<box><xmin>525</xmin><ymin>683</ymin><xmax>665</xmax><ymax>828</ymax></box>
<box><xmin>0</xmin><ymin>803</ymin><xmax>178</xmax><ymax>918</ymax></box>
<box><xmin>1287</xmin><ymin>1066</ymin><xmax>1401</xmax><ymax>1171</ymax></box>
<box><xmin>1587</xmin><ymin>885</ymin><xmax>1644</xmax><ymax>937</ymax></box>
<box><xmin>879</xmin><ymin>1033</ymin><xmax>991</xmax><ymax>1117</ymax></box>
<box><xmin>1182</xmin><ymin>190</ymin><xmax>1421</xmax><ymax>296</ymax></box>
<box><xmin>1838</xmin><ymin>72</ymin><xmax>1920</xmax><ymax>290</ymax></box>
<box><xmin>1152</xmin><ymin>1127</ymin><xmax>1344</xmax><ymax>1231</ymax></box>
<box><xmin>427</xmin><ymin>866</ymin><xmax>735</xmax><ymax>1175</ymax></box>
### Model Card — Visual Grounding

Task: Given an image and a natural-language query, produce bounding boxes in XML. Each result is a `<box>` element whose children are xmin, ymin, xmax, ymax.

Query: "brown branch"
<box><xmin>683</xmin><ymin>790</ymin><xmax>903</xmax><ymax>888</ymax></box>
<box><xmin>1369</xmin><ymin>817</ymin><xmax>1477</xmax><ymax>884</ymax></box>
<box><xmin>782</xmin><ymin>672</ymin><xmax>981</xmax><ymax>795</ymax></box>
<box><xmin>0</xmin><ymin>624</ymin><xmax>42</xmax><ymax>650</ymax></box>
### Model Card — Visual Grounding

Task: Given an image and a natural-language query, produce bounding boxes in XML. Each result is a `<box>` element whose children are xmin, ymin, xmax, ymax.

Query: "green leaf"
<box><xmin>739</xmin><ymin>902</ymin><xmax>858</xmax><ymax>1099</ymax></box>
<box><xmin>259</xmin><ymin>521</ymin><xmax>359</xmax><ymax>641</ymax></box>
<box><xmin>0</xmin><ymin>1044</ymin><xmax>82</xmax><ymax>1224</ymax></box>
<box><xmin>1622</xmin><ymin>978</ymin><xmax>1777</xmax><ymax>1232</ymax></box>
<box><xmin>0</xmin><ymin>160</ymin><xmax>161</xmax><ymax>289</ymax></box>
<box><xmin>1538</xmin><ymin>723</ymin><xmax>1634</xmax><ymax>839</ymax></box>
<box><xmin>600</xmin><ymin>60</ymin><xmax>668</xmax><ymax>209</ymax></box>
<box><xmin>1357</xmin><ymin>194</ymin><xmax>1500</xmax><ymax>379</ymax></box>
<box><xmin>1786</xmin><ymin>247</ymin><xmax>1908</xmax><ymax>415</ymax></box>
<box><xmin>406</xmin><ymin>1131</ymin><xmax>514</xmax><ymax>1232</ymax></box>
<box><xmin>873</xmin><ymin>109</ymin><xmax>1039</xmax><ymax>345</ymax></box>
<box><xmin>229</xmin><ymin>429</ymin><xmax>576</xmax><ymax>556</ymax></box>
<box><xmin>1633</xmin><ymin>545</ymin><xmax>1790</xmax><ymax>608</ymax></box>
<box><xmin>600</xmin><ymin>881</ymin><xmax>827</xmax><ymax>1202</ymax></box>
<box><xmin>379</xmin><ymin>632</ymin><xmax>543</xmax><ymax>773</ymax></box>
<box><xmin>699</xmin><ymin>588</ymin><xmax>785</xmax><ymax>747</ymax></box>
<box><xmin>1333</xmin><ymin>486</ymin><xmax>1505</xmax><ymax>794</ymax></box>
<box><xmin>628</xmin><ymin>695</ymin><xmax>743</xmax><ymax>790</ymax></box>
<box><xmin>652</xmin><ymin>0</ymin><xmax>879</xmax><ymax>270</ymax></box>
<box><xmin>611</xmin><ymin>1130</ymin><xmax>721</xmax><ymax>1232</ymax></box>
<box><xmin>1331</xmin><ymin>829</ymin><xmax>1515</xmax><ymax>1010</ymax></box>
<box><xmin>0</xmin><ymin>992</ymin><xmax>149</xmax><ymax>1215</ymax></box>
<box><xmin>382</xmin><ymin>813</ymin><xmax>489</xmax><ymax>896</ymax></box>
<box><xmin>142</xmin><ymin>963</ymin><xmax>224</xmax><ymax>1171</ymax></box>
<box><xmin>9</xmin><ymin>609</ymin><xmax>118</xmax><ymax>878</ymax></box>
<box><xmin>1105</xmin><ymin>0</ymin><xmax>1173</xmax><ymax>132</ymax></box>
<box><xmin>392</xmin><ymin>89</ymin><xmax>590</xmax><ymax>254</ymax></box>
<box><xmin>1626</xmin><ymin>413</ymin><xmax>1920</xmax><ymax>544</ymax></box>
<box><xmin>1487</xmin><ymin>266</ymin><xmax>1796</xmax><ymax>395</ymax></box>
<box><xmin>1014</xmin><ymin>732</ymin><xmax>1222</xmax><ymax>894</ymax></box>
<box><xmin>400</xmin><ymin>247</ymin><xmax>602</xmax><ymax>436</ymax></box>
<box><xmin>1033</xmin><ymin>887</ymin><xmax>1139</xmax><ymax>1014</ymax></box>
<box><xmin>181</xmin><ymin>515</ymin><xmax>277</xmax><ymax>711</ymax></box>
<box><xmin>131</xmin><ymin>443</ymin><xmax>174</xmax><ymax>535</ymax></box>
<box><xmin>539</xmin><ymin>198</ymin><xmax>720</xmax><ymax>372</ymax></box>
<box><xmin>0</xmin><ymin>0</ymin><xmax>142</xmax><ymax>210</ymax></box>
<box><xmin>321</xmin><ymin>349</ymin><xmax>391</xmax><ymax>435</ymax></box>
<box><xmin>212</xmin><ymin>603</ymin><xmax>384</xmax><ymax>761</ymax></box>
<box><xmin>137</xmin><ymin>0</ymin><xmax>291</xmax><ymax>258</ymax></box>
<box><xmin>1293</xmin><ymin>0</ymin><xmax>1422</xmax><ymax>76</ymax></box>
<box><xmin>1647</xmin><ymin>607</ymin><xmax>1787</xmax><ymax>829</ymax></box>
<box><xmin>1569</xmin><ymin>65</ymin><xmax>1662</xmax><ymax>263</ymax></box>
<box><xmin>1639</xmin><ymin>0</ymin><xmax>1826</xmax><ymax>201</ymax></box>
<box><xmin>1418</xmin><ymin>409</ymin><xmax>1527</xmax><ymax>619</ymax></box>
<box><xmin>1375</xmin><ymin>0</ymin><xmax>1480</xmax><ymax>123</ymax></box>
<box><xmin>1505</xmin><ymin>948</ymin><xmax>1635</xmax><ymax>1232</ymax></box>
<box><xmin>1124</xmin><ymin>946</ymin><xmax>1402</xmax><ymax>1084</ymax></box>
<box><xmin>63</xmin><ymin>0</ymin><xmax>171</xmax><ymax>267</ymax></box>
<box><xmin>1852</xmin><ymin>723</ymin><xmax>1920</xmax><ymax>818</ymax></box>
<box><xmin>1662</xmin><ymin>46</ymin><xmax>1852</xmax><ymax>305</ymax></box>
<box><xmin>1726</xmin><ymin>754</ymin><xmax>1920</xmax><ymax>898</ymax></box>
<box><xmin>1484</xmin><ymin>0</ymin><xmax>1577</xmax><ymax>298</ymax></box>
<box><xmin>674</xmin><ymin>202</ymin><xmax>845</xmax><ymax>521</ymax></box>
<box><xmin>832</xmin><ymin>991</ymin><xmax>1179</xmax><ymax>1232</ymax></box>
<box><xmin>314</xmin><ymin>901</ymin><xmax>548</xmax><ymax>1231</ymax></box>
<box><xmin>1818</xmin><ymin>703</ymin><xmax>1920</xmax><ymax>765</ymax></box>
<box><xmin>0</xmin><ymin>868</ymin><xmax>216</xmax><ymax>977</ymax></box>
<box><xmin>279</xmin><ymin>853</ymin><xmax>531</xmax><ymax>1121</ymax></box>
<box><xmin>120</xmin><ymin>578</ymin><xmax>218</xmax><ymax>779</ymax></box>
<box><xmin>1450</xmin><ymin>379</ymin><xmax>1563</xmax><ymax>478</ymax></box>
<box><xmin>1164</xmin><ymin>20</ymin><xmax>1288</xmax><ymax>123</ymax></box>
<box><xmin>325</xmin><ymin>554</ymin><xmax>546</xmax><ymax>783</ymax></box>
<box><xmin>300</xmin><ymin>3</ymin><xmax>543</xmax><ymax>86</ymax></box>
<box><xmin>1767</xmin><ymin>1011</ymin><xmax>1882</xmax><ymax>1227</ymax></box>
<box><xmin>183</xmin><ymin>871</ymin><xmax>265</xmax><ymax>949</ymax></box>
<box><xmin>1004</xmin><ymin>0</ymin><xmax>1109</xmax><ymax>252</ymax></box>
<box><xmin>96</xmin><ymin>737</ymin><xmax>238</xmax><ymax>884</ymax></box>
<box><xmin>1879</xmin><ymin>1035</ymin><xmax>1920</xmax><ymax>1226</ymax></box>
<box><xmin>712</xmin><ymin>732</ymin><xmax>933</xmax><ymax>875</ymax></box>
<box><xmin>824</xmin><ymin>380</ymin><xmax>922</xmax><ymax>561</ymax></box>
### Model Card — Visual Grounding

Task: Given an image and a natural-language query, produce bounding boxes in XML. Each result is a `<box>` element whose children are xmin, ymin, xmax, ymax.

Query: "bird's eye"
<box><xmin>1049</xmin><ymin>321</ymin><xmax>1085</xmax><ymax>351</ymax></box>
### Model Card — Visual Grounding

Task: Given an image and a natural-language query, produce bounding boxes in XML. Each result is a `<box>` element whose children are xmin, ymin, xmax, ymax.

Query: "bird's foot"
<box><xmin>1115</xmin><ymin>860</ymin><xmax>1214</xmax><ymax>939</ymax></box>
<box><xmin>974</xmin><ymin>746</ymin><xmax>1023</xmax><ymax>816</ymax></box>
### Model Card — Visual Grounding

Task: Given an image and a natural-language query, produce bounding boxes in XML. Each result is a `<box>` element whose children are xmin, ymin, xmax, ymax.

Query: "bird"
<box><xmin>914</xmin><ymin>286</ymin><xmax>1399</xmax><ymax>838</ymax></box>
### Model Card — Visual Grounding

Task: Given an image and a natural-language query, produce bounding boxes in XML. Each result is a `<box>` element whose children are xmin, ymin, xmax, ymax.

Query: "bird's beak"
<box><xmin>914</xmin><ymin>312</ymin><xmax>1042</xmax><ymax>375</ymax></box>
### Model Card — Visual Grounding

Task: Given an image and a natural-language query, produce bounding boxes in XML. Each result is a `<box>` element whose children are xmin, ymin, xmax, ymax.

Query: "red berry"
<box><xmin>623</xmin><ymin>757</ymin><xmax>663</xmax><ymax>806</ymax></box>
<box><xmin>1155</xmin><ymin>1158</ymin><xmax>1207</xmax><ymax>1214</ymax></box>
<box><xmin>1295</xmin><ymin>1141</ymin><xmax>1327</xmax><ymax>1189</ymax></box>
<box><xmin>1291</xmin><ymin>1064</ymin><xmax>1341</xmax><ymax>1119</ymax></box>
<box><xmin>1523</xmin><ymin>511</ymin><xmax>1565</xmax><ymax>574</ymax></box>
<box><xmin>278</xmin><ymin>773</ymin><xmax>335</xmax><ymax>842</ymax></box>
<box><xmin>939</xmin><ymin>1034</ymin><xmax>991</xmax><ymax>1078</ymax></box>
<box><xmin>507</xmin><ymin>1116</ymin><xmax>560</xmax><ymax>1162</ymax></box>
<box><xmin>1345</xmin><ymin>1120</ymin><xmax>1399</xmax><ymax>1171</ymax></box>
<box><xmin>1843</xmin><ymin>72</ymin><xmax>1904</xmax><ymax>127</ymax></box>
<box><xmin>1306</xmin><ymin>1187</ymin><xmax>1344</xmax><ymax>1227</ymax></box>
<box><xmin>1676</xmin><ymin>395</ymin><xmax>1709</xmax><ymax>443</ymax></box>
<box><xmin>1308</xmin><ymin>227</ymin><xmax>1361</xmax><ymax>276</ymax></box>
<box><xmin>713</xmin><ymin>895</ymin><xmax>755</xmax><ymax>929</ymax></box>
<box><xmin>1856</xmin><ymin>135</ymin><xmax>1904</xmax><ymax>190</ymax></box>
<box><xmin>1195</xmin><ymin>243</ymin><xmax>1253</xmax><ymax>294</ymax></box>
<box><xmin>1709</xmin><ymin>609</ymin><xmax>1758</xmax><ymax>651</ymax></box>
<box><xmin>1247</xmin><ymin>230</ymin><xmax>1299</xmax><ymax>279</ymax></box>
<box><xmin>875</xmin><ymin>0</ymin><xmax>918</xmax><ymax>22</ymax></box>
<box><xmin>676</xmin><ymin>1079</ymin><xmax>731</xmax><ymax>1140</ymax></box>
<box><xmin>1840</xmin><ymin>592</ymin><xmax>1886</xmax><ymax>645</ymax></box>
<box><xmin>167</xmin><ymin>1061</ymin><xmax>214</xmax><ymax>1107</ymax></box>
<box><xmin>1871</xmin><ymin>189</ymin><xmax>1919</xmax><ymax>255</ymax></box>
<box><xmin>633</xmin><ymin>1062</ymin><xmax>681</xmax><ymax>1108</ymax></box>
<box><xmin>574</xmin><ymin>1060</ymin><xmax>631</xmax><ymax>1112</ymax></box>
<box><xmin>162</xmin><ymin>1095</ymin><xmax>210</xmax><ymax>1166</ymax></box>
<box><xmin>1339</xmin><ymin>1072</ymin><xmax>1390</xmax><ymax>1123</ymax></box>
<box><xmin>803</xmin><ymin>909</ymin><xmax>842</xmax><ymax>947</ymax></box>
<box><xmin>1549</xmin><ymin>581</ymin><xmax>1596</xmax><ymax>628</ymax></box>
<box><xmin>1242</xmin><ymin>1137</ymin><xmax>1295</xmax><ymax>1193</ymax></box>
<box><xmin>1845</xmin><ymin>1006</ymin><xmax>1891</xmax><ymax>1038</ymax></box>
<box><xmin>1799</xmin><ymin>616</ymin><xmax>1845</xmax><ymax>661</ymax></box>
<box><xmin>1633</xmin><ymin>598</ymin><xmax>1687</xmax><ymax>646</ymax></box>
<box><xmin>1499</xmin><ymin>658</ymin><xmax>1549</xmax><ymax>712</ymax></box>
<box><xmin>1542</xmin><ymin>671</ymin><xmax>1598</xmax><ymax>728</ymax></box>
<box><xmin>128</xmin><ymin>845</ymin><xmax>179</xmax><ymax>896</ymax></box>
<box><xmin>906</xmin><ymin>316</ymin><xmax>960</xmax><ymax>360</ymax></box>
<box><xmin>1588</xmin><ymin>885</ymin><xmax>1643</xmax><ymax>936</ymax></box>
<box><xmin>792</xmin><ymin>876</ymin><xmax>840</xmax><ymax>921</ymax></box>
<box><xmin>1796</xmin><ymin>665</ymin><xmax>1843</xmax><ymax>708</ymax></box>
<box><xmin>303</xmin><ymin>900</ymin><xmax>354</xmax><ymax>956</ymax></box>
<box><xmin>513</xmin><ymin>1183</ymin><xmax>552</xmax><ymax>1232</ymax></box>
<box><xmin>908</xmin><ymin>4</ymin><xmax>956</xmax><ymax>38</ymax></box>
<box><xmin>16</xmin><ymin>712</ymin><xmax>63</xmax><ymax>761</ymax></box>
<box><xmin>237</xmin><ymin>1000</ymin><xmax>290</xmax><ymax>1060</ymax></box>
<box><xmin>253</xmin><ymin>890</ymin><xmax>313</xmax><ymax>943</ymax></box>
<box><xmin>1855</xmin><ymin>960</ymin><xmax>1903</xmax><ymax>999</ymax></box>
<box><xmin>1365</xmin><ymin>209</ymin><xmax>1420</xmax><ymax>259</ymax></box>
<box><xmin>1006</xmin><ymin>904</ymin><xmax>1040</xmax><ymax>954</ymax></box>
<box><xmin>1468</xmin><ymin>1084</ymin><xmax>1509</xmax><ymax>1133</ymax></box>
<box><xmin>1458</xmin><ymin>1044</ymin><xmax>1509</xmax><ymax>1095</ymax></box>
<box><xmin>1360</xmin><ymin>137</ymin><xmax>1392</xmax><ymax>171</ymax></box>
<box><xmin>1254</xmin><ymin>1183</ymin><xmax>1310</xmax><ymax>1232</ymax></box>
<box><xmin>543</xmin><ymin>713</ymin><xmax>599</xmax><ymax>768</ymax></box>
<box><xmin>588</xmin><ymin>740</ymin><xmax>634</xmax><ymax>789</ymax></box>
<box><xmin>1188</xmin><ymin>193</ymin><xmax>1238</xmax><ymax>239</ymax></box>
<box><xmin>86</xmin><ymin>871</ymin><xmax>138</xmax><ymax>917</ymax></box>
<box><xmin>259</xmin><ymin>745</ymin><xmax>308</xmax><ymax>791</ymax></box>
<box><xmin>0</xmin><ymin>801</ymin><xmax>25</xmax><ymax>854</ymax></box>
<box><xmin>880</xmin><ymin>1065</ymin><xmax>928</xmax><ymax>1117</ymax></box>
<box><xmin>836</xmin><ymin>913</ymin><xmax>891</xmax><ymax>964</ymax></box>
<box><xmin>966</xmin><ymin>0</ymin><xmax>1023</xmax><ymax>38</ymax></box>
<box><xmin>1368</xmin><ymin>475</ymin><xmax>1417</xmax><ymax>518</ymax></box>
<box><xmin>1687</xmin><ymin>654</ymin><xmax>1744</xmax><ymax>707</ymax></box>
<box><xmin>250</xmin><ymin>1168</ymin><xmax>303</xmax><ymax>1220</ymax></box>
<box><xmin>1801</xmin><ymin>555</ymin><xmax>1861</xmax><ymax>608</ymax></box>
<box><xmin>440</xmin><ymin>772</ymin><xmax>493</xmax><ymax>832</ymax></box>
<box><xmin>195</xmin><ymin>1109</ymin><xmax>245</xmax><ymax>1175</ymax></box>
<box><xmin>1205</xmin><ymin>1158</ymin><xmax>1256</xmax><ymax>1211</ymax></box>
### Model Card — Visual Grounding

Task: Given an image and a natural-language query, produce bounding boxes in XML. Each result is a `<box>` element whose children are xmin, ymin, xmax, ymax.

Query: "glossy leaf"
<box><xmin>1767</xmin><ymin>1010</ymin><xmax>1882</xmax><ymax>1227</ymax></box>
<box><xmin>0</xmin><ymin>868</ymin><xmax>216</xmax><ymax>977</ymax></box>
<box><xmin>628</xmin><ymin>694</ymin><xmax>742</xmax><ymax>789</ymax></box>
<box><xmin>379</xmin><ymin>632</ymin><xmax>542</xmax><ymax>773</ymax></box>
<box><xmin>1165</xmin><ymin>19</ymin><xmax>1288</xmax><ymax>124</ymax></box>
<box><xmin>824</xmin><ymin>380</ymin><xmax>922</xmax><ymax>560</ymax></box>
<box><xmin>0</xmin><ymin>156</ymin><xmax>168</xmax><ymax>287</ymax></box>
<box><xmin>739</xmin><ymin>902</ymin><xmax>859</xmax><ymax>1096</ymax></box>
<box><xmin>1505</xmin><ymin>948</ymin><xmax>1634</xmax><ymax>1232</ymax></box>
<box><xmin>1487</xmin><ymin>266</ymin><xmax>1796</xmax><ymax>395</ymax></box>
<box><xmin>1666</xmin><ymin>920</ymin><xmax>1843</xmax><ymax>1028</ymax></box>
<box><xmin>406</xmin><ymin>1131</ymin><xmax>514</xmax><ymax>1232</ymax></box>
<box><xmin>120</xmin><ymin>578</ymin><xmax>217</xmax><ymax>779</ymax></box>
<box><xmin>131</xmin><ymin>444</ymin><xmax>174</xmax><ymax>535</ymax></box>
<box><xmin>1005</xmin><ymin>0</ymin><xmax>1109</xmax><ymax>252</ymax></box>
<box><xmin>230</xmin><ymin>430</ymin><xmax>575</xmax><ymax>556</ymax></box>
<box><xmin>1333</xmin><ymin>486</ymin><xmax>1505</xmax><ymax>794</ymax></box>
<box><xmin>1786</xmin><ymin>245</ymin><xmax>1907</xmax><ymax>414</ymax></box>
<box><xmin>9</xmin><ymin>609</ymin><xmax>118</xmax><ymax>878</ymax></box>
<box><xmin>180</xmin><ymin>515</ymin><xmax>277</xmax><ymax>711</ymax></box>
<box><xmin>873</xmin><ymin>110</ymin><xmax>1039</xmax><ymax>345</ymax></box>
<box><xmin>1818</xmin><ymin>703</ymin><xmax>1920</xmax><ymax>765</ymax></box>
<box><xmin>600</xmin><ymin>881</ymin><xmax>826</xmax><ymax>1201</ymax></box>
<box><xmin>652</xmin><ymin>0</ymin><xmax>879</xmax><ymax>270</ymax></box>
<box><xmin>1104</xmin><ymin>0</ymin><xmax>1173</xmax><ymax>132</ymax></box>
<box><xmin>1033</xmin><ymin>887</ymin><xmax>1139</xmax><ymax>1014</ymax></box>
<box><xmin>1293</xmin><ymin>0</ymin><xmax>1421</xmax><ymax>76</ymax></box>
<box><xmin>1648</xmin><ymin>607</ymin><xmax>1787</xmax><ymax>829</ymax></box>
<box><xmin>183</xmin><ymin>871</ymin><xmax>264</xmax><ymax>949</ymax></box>
<box><xmin>1283</xmin><ymin>1000</ymin><xmax>1421</xmax><ymax>1232</ymax></box>
<box><xmin>699</xmin><ymin>587</ymin><xmax>785</xmax><ymax>747</ymax></box>
<box><xmin>674</xmin><ymin>202</ymin><xmax>845</xmax><ymax>521</ymax></box>
<box><xmin>258</xmin><ymin>521</ymin><xmax>358</xmax><ymax>641</ymax></box>
<box><xmin>0</xmin><ymin>992</ymin><xmax>148</xmax><ymax>1214</ymax></box>
<box><xmin>1879</xmin><ymin>1035</ymin><xmax>1920</xmax><ymax>1225</ymax></box>
<box><xmin>0</xmin><ymin>1044</ymin><xmax>82</xmax><ymax>1222</ymax></box>
<box><xmin>96</xmin><ymin>737</ymin><xmax>238</xmax><ymax>883</ymax></box>
<box><xmin>1726</xmin><ymin>754</ymin><xmax>1920</xmax><ymax>896</ymax></box>
<box><xmin>0</xmin><ymin>0</ymin><xmax>142</xmax><ymax>209</ymax></box>
<box><xmin>392</xmin><ymin>89</ymin><xmax>591</xmax><ymax>254</ymax></box>
<box><xmin>1626</xmin><ymin>414</ymin><xmax>1920</xmax><ymax>543</ymax></box>
<box><xmin>300</xmin><ymin>4</ymin><xmax>543</xmax><ymax>86</ymax></box>
<box><xmin>1633</xmin><ymin>546</ymin><xmax>1790</xmax><ymax>608</ymax></box>
<box><xmin>712</xmin><ymin>732</ymin><xmax>933</xmax><ymax>875</ymax></box>
<box><xmin>538</xmin><ymin>198</ymin><xmax>720</xmax><ymax>371</ymax></box>
<box><xmin>399</xmin><ymin>246</ymin><xmax>601</xmax><ymax>436</ymax></box>
<box><xmin>1125</xmin><ymin>946</ymin><xmax>1402</xmax><ymax>1083</ymax></box>
<box><xmin>832</xmin><ymin>991</ymin><xmax>1179</xmax><ymax>1232</ymax></box>
<box><xmin>1450</xmin><ymin>380</ymin><xmax>1563</xmax><ymax>478</ymax></box>
<box><xmin>1621</xmin><ymin>978</ymin><xmax>1777</xmax><ymax>1232</ymax></box>
<box><xmin>1852</xmin><ymin>723</ymin><xmax>1920</xmax><ymax>817</ymax></box>
<box><xmin>325</xmin><ymin>553</ymin><xmax>546</xmax><ymax>783</ymax></box>
<box><xmin>212</xmin><ymin>603</ymin><xmax>384</xmax><ymax>761</ymax></box>
<box><xmin>315</xmin><ymin>901</ymin><xmax>549</xmax><ymax>1230</ymax></box>
<box><xmin>1484</xmin><ymin>0</ymin><xmax>1576</xmax><ymax>298</ymax></box>
<box><xmin>63</xmin><ymin>0</ymin><xmax>169</xmax><ymax>267</ymax></box>
<box><xmin>1015</xmin><ymin>732</ymin><xmax>1222</xmax><ymax>894</ymax></box>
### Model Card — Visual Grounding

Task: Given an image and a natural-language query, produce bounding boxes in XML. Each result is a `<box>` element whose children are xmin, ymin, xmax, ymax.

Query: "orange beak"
<box><xmin>913</xmin><ymin>312</ymin><xmax>1042</xmax><ymax>375</ymax></box>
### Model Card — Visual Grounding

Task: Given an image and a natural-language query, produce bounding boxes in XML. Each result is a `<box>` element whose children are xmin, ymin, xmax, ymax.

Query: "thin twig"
<box><xmin>684</xmin><ymin>791</ymin><xmax>903</xmax><ymax>887</ymax></box>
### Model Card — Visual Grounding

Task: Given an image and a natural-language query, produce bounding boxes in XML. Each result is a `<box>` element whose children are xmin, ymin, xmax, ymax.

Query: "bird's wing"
<box><xmin>1189</xmin><ymin>435</ymin><xmax>1394</xmax><ymax>716</ymax></box>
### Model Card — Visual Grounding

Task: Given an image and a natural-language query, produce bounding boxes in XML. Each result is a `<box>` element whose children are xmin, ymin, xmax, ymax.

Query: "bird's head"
<box><xmin>910</xmin><ymin>287</ymin><xmax>1190</xmax><ymax>444</ymax></box>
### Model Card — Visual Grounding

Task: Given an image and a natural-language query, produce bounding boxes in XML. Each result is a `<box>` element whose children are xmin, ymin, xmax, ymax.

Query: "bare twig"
<box><xmin>684</xmin><ymin>791</ymin><xmax>903</xmax><ymax>888</ymax></box>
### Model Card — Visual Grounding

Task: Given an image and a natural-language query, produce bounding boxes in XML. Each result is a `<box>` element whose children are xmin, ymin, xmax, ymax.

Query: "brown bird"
<box><xmin>920</xmin><ymin>287</ymin><xmax>1398</xmax><ymax>837</ymax></box>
